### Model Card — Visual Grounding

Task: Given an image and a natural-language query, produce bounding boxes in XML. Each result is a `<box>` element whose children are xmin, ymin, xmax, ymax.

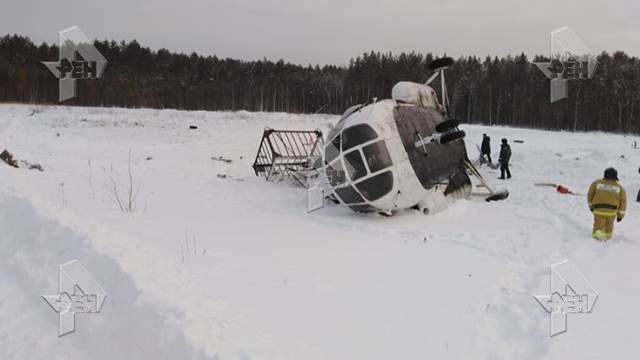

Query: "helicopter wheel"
<box><xmin>428</xmin><ymin>57</ymin><xmax>455</xmax><ymax>71</ymax></box>
<box><xmin>435</xmin><ymin>118</ymin><xmax>460</xmax><ymax>133</ymax></box>
<box><xmin>439</xmin><ymin>130</ymin><xmax>466</xmax><ymax>145</ymax></box>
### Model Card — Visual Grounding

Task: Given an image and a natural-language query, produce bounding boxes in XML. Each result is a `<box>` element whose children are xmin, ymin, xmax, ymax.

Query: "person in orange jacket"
<box><xmin>588</xmin><ymin>167</ymin><xmax>627</xmax><ymax>240</ymax></box>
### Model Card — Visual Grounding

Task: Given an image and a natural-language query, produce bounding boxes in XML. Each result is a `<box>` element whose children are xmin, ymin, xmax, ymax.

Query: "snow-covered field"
<box><xmin>1</xmin><ymin>104</ymin><xmax>639</xmax><ymax>359</ymax></box>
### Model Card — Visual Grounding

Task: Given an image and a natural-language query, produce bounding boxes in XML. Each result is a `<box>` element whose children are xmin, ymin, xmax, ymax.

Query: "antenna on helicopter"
<box><xmin>426</xmin><ymin>57</ymin><xmax>454</xmax><ymax>117</ymax></box>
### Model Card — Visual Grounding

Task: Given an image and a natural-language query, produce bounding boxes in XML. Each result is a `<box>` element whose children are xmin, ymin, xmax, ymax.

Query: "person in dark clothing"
<box><xmin>498</xmin><ymin>138</ymin><xmax>512</xmax><ymax>179</ymax></box>
<box><xmin>637</xmin><ymin>167</ymin><xmax>640</xmax><ymax>202</ymax></box>
<box><xmin>481</xmin><ymin>134</ymin><xmax>492</xmax><ymax>164</ymax></box>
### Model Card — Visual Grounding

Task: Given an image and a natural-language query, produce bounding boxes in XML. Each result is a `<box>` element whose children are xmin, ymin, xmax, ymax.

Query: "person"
<box><xmin>588</xmin><ymin>167</ymin><xmax>627</xmax><ymax>241</ymax></box>
<box><xmin>498</xmin><ymin>138</ymin><xmax>511</xmax><ymax>179</ymax></box>
<box><xmin>481</xmin><ymin>134</ymin><xmax>492</xmax><ymax>164</ymax></box>
<box><xmin>637</xmin><ymin>167</ymin><xmax>640</xmax><ymax>202</ymax></box>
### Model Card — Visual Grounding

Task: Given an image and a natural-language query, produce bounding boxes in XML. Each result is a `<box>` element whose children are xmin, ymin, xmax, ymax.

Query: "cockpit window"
<box><xmin>355</xmin><ymin>171</ymin><xmax>394</xmax><ymax>202</ymax></box>
<box><xmin>341</xmin><ymin>124</ymin><xmax>377</xmax><ymax>151</ymax></box>
<box><xmin>344</xmin><ymin>150</ymin><xmax>367</xmax><ymax>181</ymax></box>
<box><xmin>362</xmin><ymin>140</ymin><xmax>392</xmax><ymax>173</ymax></box>
<box><xmin>324</xmin><ymin>135</ymin><xmax>341</xmax><ymax>163</ymax></box>
<box><xmin>334</xmin><ymin>185</ymin><xmax>365</xmax><ymax>204</ymax></box>
<box><xmin>326</xmin><ymin>160</ymin><xmax>347</xmax><ymax>187</ymax></box>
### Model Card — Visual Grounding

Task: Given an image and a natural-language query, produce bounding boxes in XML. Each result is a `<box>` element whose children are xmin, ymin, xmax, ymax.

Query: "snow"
<box><xmin>1</xmin><ymin>104</ymin><xmax>639</xmax><ymax>359</ymax></box>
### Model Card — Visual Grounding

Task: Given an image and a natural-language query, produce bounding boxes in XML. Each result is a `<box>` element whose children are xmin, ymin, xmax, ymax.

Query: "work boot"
<box><xmin>593</xmin><ymin>230</ymin><xmax>608</xmax><ymax>241</ymax></box>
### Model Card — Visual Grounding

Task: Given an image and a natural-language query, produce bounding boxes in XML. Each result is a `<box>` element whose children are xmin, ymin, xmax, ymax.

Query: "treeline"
<box><xmin>1</xmin><ymin>34</ymin><xmax>639</xmax><ymax>133</ymax></box>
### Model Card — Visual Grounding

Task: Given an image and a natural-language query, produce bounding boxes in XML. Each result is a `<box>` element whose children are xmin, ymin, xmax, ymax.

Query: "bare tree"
<box><xmin>106</xmin><ymin>150</ymin><xmax>142</xmax><ymax>213</ymax></box>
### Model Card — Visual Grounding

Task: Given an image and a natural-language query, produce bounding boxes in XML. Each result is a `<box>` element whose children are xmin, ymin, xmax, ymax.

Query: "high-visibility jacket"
<box><xmin>588</xmin><ymin>179</ymin><xmax>627</xmax><ymax>219</ymax></box>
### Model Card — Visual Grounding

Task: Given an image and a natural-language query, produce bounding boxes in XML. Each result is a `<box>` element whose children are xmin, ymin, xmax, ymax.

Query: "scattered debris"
<box><xmin>19</xmin><ymin>161</ymin><xmax>44</xmax><ymax>171</ymax></box>
<box><xmin>1</xmin><ymin>150</ymin><xmax>44</xmax><ymax>171</ymax></box>
<box><xmin>211</xmin><ymin>156</ymin><xmax>232</xmax><ymax>163</ymax></box>
<box><xmin>145</xmin><ymin>156</ymin><xmax>153</xmax><ymax>161</ymax></box>
<box><xmin>534</xmin><ymin>183</ymin><xmax>583</xmax><ymax>196</ymax></box>
<box><xmin>514</xmin><ymin>140</ymin><xmax>525</xmax><ymax>144</ymax></box>
<box><xmin>556</xmin><ymin>185</ymin><xmax>580</xmax><ymax>195</ymax></box>
<box><xmin>534</xmin><ymin>182</ymin><xmax>556</xmax><ymax>187</ymax></box>
<box><xmin>0</xmin><ymin>150</ymin><xmax>18</xmax><ymax>168</ymax></box>
<box><xmin>189</xmin><ymin>125</ymin><xmax>198</xmax><ymax>130</ymax></box>
<box><xmin>252</xmin><ymin>128</ymin><xmax>323</xmax><ymax>180</ymax></box>
<box><xmin>27</xmin><ymin>108</ymin><xmax>44</xmax><ymax>117</ymax></box>
<box><xmin>216</xmin><ymin>173</ymin><xmax>245</xmax><ymax>182</ymax></box>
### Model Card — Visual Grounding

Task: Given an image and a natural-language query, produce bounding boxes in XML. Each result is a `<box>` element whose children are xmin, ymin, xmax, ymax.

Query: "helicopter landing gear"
<box><xmin>464</xmin><ymin>160</ymin><xmax>509</xmax><ymax>202</ymax></box>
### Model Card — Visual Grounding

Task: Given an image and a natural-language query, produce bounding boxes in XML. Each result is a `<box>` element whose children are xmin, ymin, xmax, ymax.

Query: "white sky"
<box><xmin>1</xmin><ymin>0</ymin><xmax>638</xmax><ymax>65</ymax></box>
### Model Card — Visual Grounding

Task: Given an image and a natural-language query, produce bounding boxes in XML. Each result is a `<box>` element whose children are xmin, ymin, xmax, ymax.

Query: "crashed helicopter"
<box><xmin>252</xmin><ymin>57</ymin><xmax>508</xmax><ymax>215</ymax></box>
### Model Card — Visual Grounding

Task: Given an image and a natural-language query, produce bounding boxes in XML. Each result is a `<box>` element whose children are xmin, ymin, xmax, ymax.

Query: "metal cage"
<box><xmin>252</xmin><ymin>128</ymin><xmax>323</xmax><ymax>181</ymax></box>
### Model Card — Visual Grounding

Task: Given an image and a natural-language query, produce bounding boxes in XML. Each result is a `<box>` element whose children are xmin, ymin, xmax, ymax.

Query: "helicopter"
<box><xmin>252</xmin><ymin>57</ymin><xmax>508</xmax><ymax>215</ymax></box>
<box><xmin>316</xmin><ymin>57</ymin><xmax>508</xmax><ymax>215</ymax></box>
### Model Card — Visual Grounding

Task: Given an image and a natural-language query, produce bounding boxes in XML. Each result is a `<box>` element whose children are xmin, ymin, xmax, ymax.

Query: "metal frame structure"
<box><xmin>252</xmin><ymin>128</ymin><xmax>323</xmax><ymax>181</ymax></box>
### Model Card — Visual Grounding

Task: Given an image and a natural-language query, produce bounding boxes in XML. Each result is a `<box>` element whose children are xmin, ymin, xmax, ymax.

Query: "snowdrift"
<box><xmin>0</xmin><ymin>192</ymin><xmax>211</xmax><ymax>360</ymax></box>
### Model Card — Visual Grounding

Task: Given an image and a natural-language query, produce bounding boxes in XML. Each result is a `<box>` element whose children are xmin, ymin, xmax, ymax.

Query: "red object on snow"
<box><xmin>556</xmin><ymin>185</ymin><xmax>571</xmax><ymax>194</ymax></box>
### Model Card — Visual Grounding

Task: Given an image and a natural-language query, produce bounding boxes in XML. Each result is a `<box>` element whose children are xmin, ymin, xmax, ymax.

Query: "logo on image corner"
<box><xmin>42</xmin><ymin>26</ymin><xmax>108</xmax><ymax>102</ymax></box>
<box><xmin>533</xmin><ymin>260</ymin><xmax>598</xmax><ymax>337</ymax></box>
<box><xmin>534</xmin><ymin>26</ymin><xmax>598</xmax><ymax>103</ymax></box>
<box><xmin>42</xmin><ymin>260</ymin><xmax>107</xmax><ymax>337</ymax></box>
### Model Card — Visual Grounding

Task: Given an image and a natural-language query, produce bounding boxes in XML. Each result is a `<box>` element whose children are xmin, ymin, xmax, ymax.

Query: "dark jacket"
<box><xmin>481</xmin><ymin>136</ymin><xmax>491</xmax><ymax>154</ymax></box>
<box><xmin>499</xmin><ymin>144</ymin><xmax>511</xmax><ymax>165</ymax></box>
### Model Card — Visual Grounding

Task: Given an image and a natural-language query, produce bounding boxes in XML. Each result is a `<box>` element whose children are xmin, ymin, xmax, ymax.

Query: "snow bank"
<box><xmin>0</xmin><ymin>192</ymin><xmax>211</xmax><ymax>360</ymax></box>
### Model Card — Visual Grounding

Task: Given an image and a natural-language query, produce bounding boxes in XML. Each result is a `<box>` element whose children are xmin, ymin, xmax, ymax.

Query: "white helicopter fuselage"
<box><xmin>323</xmin><ymin>83</ymin><xmax>472</xmax><ymax>215</ymax></box>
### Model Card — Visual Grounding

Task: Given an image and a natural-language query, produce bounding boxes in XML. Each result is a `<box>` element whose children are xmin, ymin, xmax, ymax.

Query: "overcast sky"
<box><xmin>1</xmin><ymin>0</ymin><xmax>638</xmax><ymax>65</ymax></box>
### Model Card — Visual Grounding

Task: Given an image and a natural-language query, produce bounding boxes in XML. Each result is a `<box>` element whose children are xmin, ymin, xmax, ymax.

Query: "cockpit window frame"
<box><xmin>362</xmin><ymin>140</ymin><xmax>393</xmax><ymax>174</ymax></box>
<box><xmin>324</xmin><ymin>133</ymin><xmax>341</xmax><ymax>164</ymax></box>
<box><xmin>354</xmin><ymin>170</ymin><xmax>394</xmax><ymax>202</ymax></box>
<box><xmin>341</xmin><ymin>124</ymin><xmax>378</xmax><ymax>151</ymax></box>
<box><xmin>343</xmin><ymin>149</ymin><xmax>368</xmax><ymax>182</ymax></box>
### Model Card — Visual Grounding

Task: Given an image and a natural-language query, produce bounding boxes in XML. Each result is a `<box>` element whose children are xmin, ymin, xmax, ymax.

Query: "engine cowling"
<box><xmin>391</xmin><ymin>82</ymin><xmax>440</xmax><ymax>110</ymax></box>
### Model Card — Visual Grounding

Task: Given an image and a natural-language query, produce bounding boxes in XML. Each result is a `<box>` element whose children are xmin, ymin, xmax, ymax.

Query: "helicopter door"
<box><xmin>393</xmin><ymin>106</ymin><xmax>469</xmax><ymax>190</ymax></box>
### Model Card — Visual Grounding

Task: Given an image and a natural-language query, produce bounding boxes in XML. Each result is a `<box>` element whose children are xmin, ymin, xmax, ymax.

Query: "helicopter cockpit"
<box><xmin>324</xmin><ymin>121</ymin><xmax>396</xmax><ymax>212</ymax></box>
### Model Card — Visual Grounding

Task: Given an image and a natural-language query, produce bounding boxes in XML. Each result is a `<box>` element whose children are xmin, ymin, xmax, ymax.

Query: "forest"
<box><xmin>1</xmin><ymin>34</ymin><xmax>639</xmax><ymax>133</ymax></box>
